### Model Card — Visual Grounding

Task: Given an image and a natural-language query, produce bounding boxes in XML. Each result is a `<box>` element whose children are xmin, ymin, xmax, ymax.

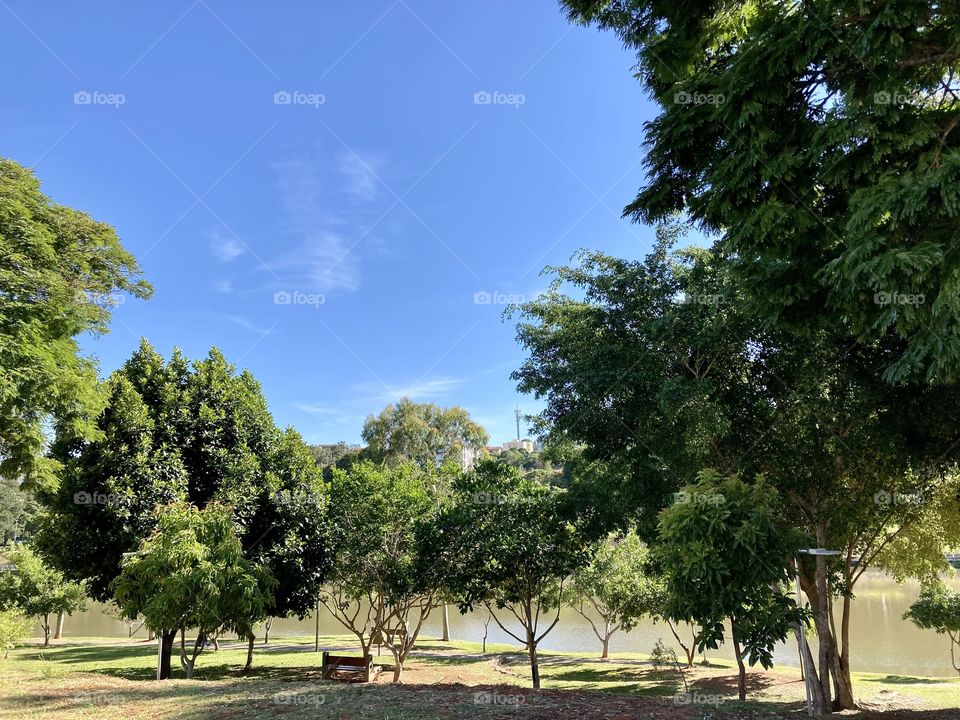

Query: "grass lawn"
<box><xmin>0</xmin><ymin>635</ymin><xmax>957</xmax><ymax>719</ymax></box>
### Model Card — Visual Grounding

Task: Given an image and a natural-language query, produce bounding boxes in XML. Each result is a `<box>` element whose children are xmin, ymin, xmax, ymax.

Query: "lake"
<box><xmin>48</xmin><ymin>570</ymin><xmax>960</xmax><ymax>677</ymax></box>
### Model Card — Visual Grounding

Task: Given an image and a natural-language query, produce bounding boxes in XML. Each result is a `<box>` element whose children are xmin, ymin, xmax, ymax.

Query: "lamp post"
<box><xmin>797</xmin><ymin>547</ymin><xmax>841</xmax><ymax>717</ymax></box>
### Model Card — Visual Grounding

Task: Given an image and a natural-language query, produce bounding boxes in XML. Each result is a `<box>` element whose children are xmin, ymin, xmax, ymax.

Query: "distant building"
<box><xmin>501</xmin><ymin>439</ymin><xmax>535</xmax><ymax>452</ymax></box>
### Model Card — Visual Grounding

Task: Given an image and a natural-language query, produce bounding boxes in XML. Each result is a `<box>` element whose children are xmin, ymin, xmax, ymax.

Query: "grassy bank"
<box><xmin>0</xmin><ymin>635</ymin><xmax>957</xmax><ymax>719</ymax></box>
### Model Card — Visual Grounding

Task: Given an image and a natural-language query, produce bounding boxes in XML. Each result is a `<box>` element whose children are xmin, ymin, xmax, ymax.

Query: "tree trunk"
<box><xmin>54</xmin><ymin>612</ymin><xmax>65</xmax><ymax>640</ymax></box>
<box><xmin>263</xmin><ymin>617</ymin><xmax>273</xmax><ymax>644</ymax></box>
<box><xmin>730</xmin><ymin>620</ymin><xmax>746</xmax><ymax>702</ymax></box>
<box><xmin>600</xmin><ymin>619</ymin><xmax>610</xmax><ymax>659</ymax></box>
<box><xmin>528</xmin><ymin>641</ymin><xmax>541</xmax><ymax>690</ymax></box>
<box><xmin>666</xmin><ymin>620</ymin><xmax>695</xmax><ymax>668</ymax></box>
<box><xmin>243</xmin><ymin>634</ymin><xmax>255</xmax><ymax>672</ymax></box>
<box><xmin>831</xmin><ymin>593</ymin><xmax>856</xmax><ymax>709</ymax></box>
<box><xmin>42</xmin><ymin>615</ymin><xmax>50</xmax><ymax>647</ymax></box>
<box><xmin>159</xmin><ymin>630</ymin><xmax>176</xmax><ymax>680</ymax></box>
<box><xmin>441</xmin><ymin>603</ymin><xmax>450</xmax><ymax>641</ymax></box>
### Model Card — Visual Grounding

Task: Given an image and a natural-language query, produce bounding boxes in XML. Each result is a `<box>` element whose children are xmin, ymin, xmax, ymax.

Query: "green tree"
<box><xmin>656</xmin><ymin>472</ymin><xmax>804</xmax><ymax>702</ymax></box>
<box><xmin>0</xmin><ymin>158</ymin><xmax>151</xmax><ymax>488</ymax></box>
<box><xmin>511</xmin><ymin>235</ymin><xmax>960</xmax><ymax>709</ymax></box>
<box><xmin>36</xmin><ymin>342</ymin><xmax>331</xmax><ymax>675</ymax></box>
<box><xmin>566</xmin><ymin>528</ymin><xmax>656</xmax><ymax>658</ymax></box>
<box><xmin>438</xmin><ymin>461</ymin><xmax>587</xmax><ymax>689</ymax></box>
<box><xmin>0</xmin><ymin>607</ymin><xmax>34</xmax><ymax>658</ymax></box>
<box><xmin>904</xmin><ymin>582</ymin><xmax>960</xmax><ymax>676</ymax></box>
<box><xmin>0</xmin><ymin>545</ymin><xmax>86</xmax><ymax>646</ymax></box>
<box><xmin>320</xmin><ymin>461</ymin><xmax>447</xmax><ymax>682</ymax></box>
<box><xmin>362</xmin><ymin>398</ymin><xmax>489</xmax><ymax>468</ymax></box>
<box><xmin>560</xmin><ymin>1</ymin><xmax>960</xmax><ymax>381</ymax></box>
<box><xmin>112</xmin><ymin>502</ymin><xmax>274</xmax><ymax>679</ymax></box>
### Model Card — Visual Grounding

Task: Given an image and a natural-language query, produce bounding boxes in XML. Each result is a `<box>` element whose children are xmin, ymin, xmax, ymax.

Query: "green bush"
<box><xmin>0</xmin><ymin>607</ymin><xmax>34</xmax><ymax>658</ymax></box>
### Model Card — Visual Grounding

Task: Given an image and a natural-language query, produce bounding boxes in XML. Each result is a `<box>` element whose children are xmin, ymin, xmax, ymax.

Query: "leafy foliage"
<box><xmin>112</xmin><ymin>502</ymin><xmax>274</xmax><ymax>678</ymax></box>
<box><xmin>362</xmin><ymin>398</ymin><xmax>488</xmax><ymax>468</ymax></box>
<box><xmin>656</xmin><ymin>471</ymin><xmax>804</xmax><ymax>699</ymax></box>
<box><xmin>567</xmin><ymin>528</ymin><xmax>658</xmax><ymax>656</ymax></box>
<box><xmin>0</xmin><ymin>607</ymin><xmax>33</xmax><ymax>658</ymax></box>
<box><xmin>0</xmin><ymin>158</ymin><xmax>151</xmax><ymax>488</ymax></box>
<box><xmin>437</xmin><ymin>461</ymin><xmax>587</xmax><ymax>688</ymax></box>
<box><xmin>562</xmin><ymin>1</ymin><xmax>960</xmax><ymax>381</ymax></box>
<box><xmin>0</xmin><ymin>544</ymin><xmax>86</xmax><ymax>645</ymax></box>
<box><xmin>904</xmin><ymin>582</ymin><xmax>960</xmax><ymax>676</ymax></box>
<box><xmin>321</xmin><ymin>461</ymin><xmax>447</xmax><ymax>681</ymax></box>
<box><xmin>37</xmin><ymin>341</ymin><xmax>331</xmax><ymax>619</ymax></box>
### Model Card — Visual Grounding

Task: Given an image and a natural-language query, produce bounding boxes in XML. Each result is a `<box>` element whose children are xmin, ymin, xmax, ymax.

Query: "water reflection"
<box><xmin>53</xmin><ymin>570</ymin><xmax>960</xmax><ymax>677</ymax></box>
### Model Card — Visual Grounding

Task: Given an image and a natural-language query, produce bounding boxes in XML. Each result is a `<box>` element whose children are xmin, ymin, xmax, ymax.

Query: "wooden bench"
<box><xmin>321</xmin><ymin>652</ymin><xmax>375</xmax><ymax>682</ymax></box>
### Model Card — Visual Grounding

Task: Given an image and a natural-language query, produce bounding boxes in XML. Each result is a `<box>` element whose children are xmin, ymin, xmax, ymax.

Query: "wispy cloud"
<box><xmin>213</xmin><ymin>279</ymin><xmax>233</xmax><ymax>294</ymax></box>
<box><xmin>292</xmin><ymin>402</ymin><xmax>341</xmax><ymax>415</ymax></box>
<box><xmin>222</xmin><ymin>314</ymin><xmax>279</xmax><ymax>335</ymax></box>
<box><xmin>337</xmin><ymin>150</ymin><xmax>383</xmax><ymax>204</ymax></box>
<box><xmin>353</xmin><ymin>377</ymin><xmax>466</xmax><ymax>404</ymax></box>
<box><xmin>210</xmin><ymin>230</ymin><xmax>246</xmax><ymax>263</ymax></box>
<box><xmin>268</xmin><ymin>152</ymin><xmax>370</xmax><ymax>293</ymax></box>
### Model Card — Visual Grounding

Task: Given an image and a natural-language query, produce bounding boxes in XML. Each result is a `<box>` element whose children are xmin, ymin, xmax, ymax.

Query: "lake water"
<box><xmin>47</xmin><ymin>570</ymin><xmax>960</xmax><ymax>678</ymax></box>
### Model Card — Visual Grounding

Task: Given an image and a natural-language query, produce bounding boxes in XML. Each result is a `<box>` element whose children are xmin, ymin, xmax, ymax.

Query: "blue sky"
<box><xmin>1</xmin><ymin>1</ymin><xmax>657</xmax><ymax>445</ymax></box>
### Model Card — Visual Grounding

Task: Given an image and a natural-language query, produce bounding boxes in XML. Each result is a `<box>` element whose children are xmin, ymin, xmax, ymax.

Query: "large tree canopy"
<box><xmin>37</xmin><ymin>340</ymin><xmax>330</xmax><ymax>619</ymax></box>
<box><xmin>512</xmin><ymin>232</ymin><xmax>960</xmax><ymax>708</ymax></box>
<box><xmin>0</xmin><ymin>158</ymin><xmax>151</xmax><ymax>487</ymax></box>
<box><xmin>362</xmin><ymin>398</ymin><xmax>488</xmax><ymax>468</ymax></box>
<box><xmin>561</xmin><ymin>1</ymin><xmax>960</xmax><ymax>381</ymax></box>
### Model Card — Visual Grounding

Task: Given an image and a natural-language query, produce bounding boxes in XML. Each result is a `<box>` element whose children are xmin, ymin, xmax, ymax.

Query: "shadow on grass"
<box><xmin>860</xmin><ymin>675</ymin><xmax>959</xmax><ymax>685</ymax></box>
